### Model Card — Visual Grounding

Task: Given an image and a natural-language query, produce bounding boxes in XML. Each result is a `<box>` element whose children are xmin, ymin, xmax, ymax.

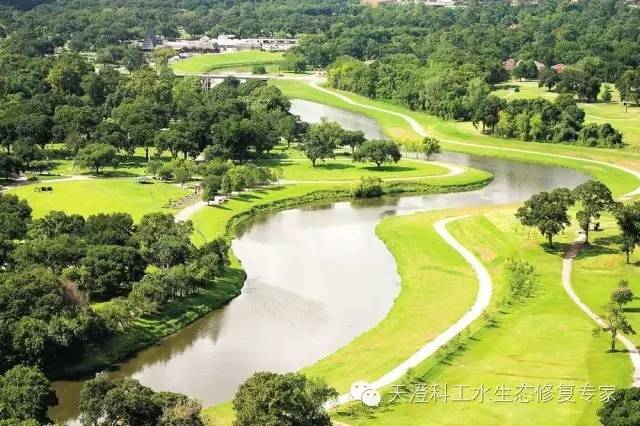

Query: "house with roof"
<box><xmin>141</xmin><ymin>28</ymin><xmax>159</xmax><ymax>51</ymax></box>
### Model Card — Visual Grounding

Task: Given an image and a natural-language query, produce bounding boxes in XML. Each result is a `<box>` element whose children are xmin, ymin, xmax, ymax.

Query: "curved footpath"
<box><xmin>189</xmin><ymin>82</ymin><xmax>640</xmax><ymax>411</ymax></box>
<box><xmin>308</xmin><ymin>78</ymin><xmax>640</xmax><ymax>198</ymax></box>
<box><xmin>562</xmin><ymin>235</ymin><xmax>640</xmax><ymax>387</ymax></box>
<box><xmin>325</xmin><ymin>215</ymin><xmax>493</xmax><ymax>408</ymax></box>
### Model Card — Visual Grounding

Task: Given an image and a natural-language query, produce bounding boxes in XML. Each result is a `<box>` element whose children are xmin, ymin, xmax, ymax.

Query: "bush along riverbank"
<box><xmin>53</xmin><ymin>172</ymin><xmax>492</xmax><ymax>380</ymax></box>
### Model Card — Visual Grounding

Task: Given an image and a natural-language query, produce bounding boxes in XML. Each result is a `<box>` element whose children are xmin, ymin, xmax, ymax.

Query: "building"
<box><xmin>141</xmin><ymin>28</ymin><xmax>159</xmax><ymax>51</ymax></box>
<box><xmin>551</xmin><ymin>63</ymin><xmax>567</xmax><ymax>73</ymax></box>
<box><xmin>146</xmin><ymin>34</ymin><xmax>297</xmax><ymax>54</ymax></box>
<box><xmin>502</xmin><ymin>58</ymin><xmax>517</xmax><ymax>72</ymax></box>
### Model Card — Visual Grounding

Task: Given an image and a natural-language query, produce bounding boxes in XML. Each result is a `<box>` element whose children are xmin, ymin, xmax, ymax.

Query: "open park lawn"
<box><xmin>9</xmin><ymin>178</ymin><xmax>190</xmax><ymax>221</ymax></box>
<box><xmin>171</xmin><ymin>51</ymin><xmax>284</xmax><ymax>74</ymax></box>
<box><xmin>262</xmin><ymin>157</ymin><xmax>449</xmax><ymax>181</ymax></box>
<box><xmin>572</xmin><ymin>213</ymin><xmax>640</xmax><ymax>347</ymax></box>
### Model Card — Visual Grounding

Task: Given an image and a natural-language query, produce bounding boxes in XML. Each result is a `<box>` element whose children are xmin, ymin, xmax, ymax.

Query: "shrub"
<box><xmin>504</xmin><ymin>257</ymin><xmax>538</xmax><ymax>303</ymax></box>
<box><xmin>352</xmin><ymin>176</ymin><xmax>383</xmax><ymax>198</ymax></box>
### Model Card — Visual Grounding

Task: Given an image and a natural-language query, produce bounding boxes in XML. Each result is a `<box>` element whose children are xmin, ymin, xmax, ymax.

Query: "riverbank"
<box><xmin>273</xmin><ymin>79</ymin><xmax>640</xmax><ymax>197</ymax></box>
<box><xmin>202</xmin><ymin>80</ymin><xmax>640</xmax><ymax>425</ymax></box>
<box><xmin>328</xmin><ymin>208</ymin><xmax>631</xmax><ymax>426</ymax></box>
<box><xmin>50</xmin><ymin>172</ymin><xmax>491</xmax><ymax>394</ymax></box>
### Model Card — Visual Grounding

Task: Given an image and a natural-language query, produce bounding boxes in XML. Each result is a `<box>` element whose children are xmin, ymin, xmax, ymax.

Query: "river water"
<box><xmin>50</xmin><ymin>99</ymin><xmax>588</xmax><ymax>423</ymax></box>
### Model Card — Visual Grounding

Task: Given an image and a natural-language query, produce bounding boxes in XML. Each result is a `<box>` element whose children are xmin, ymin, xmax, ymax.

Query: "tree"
<box><xmin>12</xmin><ymin>235</ymin><xmax>86</xmax><ymax>273</ymax></box>
<box><xmin>46</xmin><ymin>52</ymin><xmax>92</xmax><ymax>96</ymax></box>
<box><xmin>202</xmin><ymin>174</ymin><xmax>222</xmax><ymax>205</ymax></box>
<box><xmin>611</xmin><ymin>279</ymin><xmax>634</xmax><ymax>309</ymax></box>
<box><xmin>0</xmin><ymin>193</ymin><xmax>32</xmax><ymax>240</ymax></box>
<box><xmin>122</xmin><ymin>46</ymin><xmax>145</xmax><ymax>73</ymax></box>
<box><xmin>616</xmin><ymin>69</ymin><xmax>640</xmax><ymax>107</ymax></box>
<box><xmin>597</xmin><ymin>387</ymin><xmax>640</xmax><ymax>425</ymax></box>
<box><xmin>301</xmin><ymin>121</ymin><xmax>341</xmax><ymax>167</ymax></box>
<box><xmin>152</xmin><ymin>47</ymin><xmax>177</xmax><ymax>69</ymax></box>
<box><xmin>602</xmin><ymin>86</ymin><xmax>612</xmax><ymax>103</ymax></box>
<box><xmin>94</xmin><ymin>120</ymin><xmax>132</xmax><ymax>154</ymax></box>
<box><xmin>78</xmin><ymin>245</ymin><xmax>147</xmax><ymax>300</ymax></box>
<box><xmin>27</xmin><ymin>211</ymin><xmax>85</xmax><ymax>240</ymax></box>
<box><xmin>84</xmin><ymin>212</ymin><xmax>134</xmax><ymax>246</ymax></box>
<box><xmin>341</xmin><ymin>130</ymin><xmax>366</xmax><ymax>154</ymax></box>
<box><xmin>472</xmin><ymin>95</ymin><xmax>503</xmax><ymax>133</ymax></box>
<box><xmin>112</xmin><ymin>99</ymin><xmax>166</xmax><ymax>161</ymax></box>
<box><xmin>233</xmin><ymin>372</ymin><xmax>337</xmax><ymax>426</ymax></box>
<box><xmin>512</xmin><ymin>60</ymin><xmax>538</xmax><ymax>80</ymax></box>
<box><xmin>422</xmin><ymin>137</ymin><xmax>441</xmax><ymax>160</ymax></box>
<box><xmin>353</xmin><ymin>139</ymin><xmax>401</xmax><ymax>168</ymax></box>
<box><xmin>0</xmin><ymin>153</ymin><xmax>22</xmax><ymax>180</ymax></box>
<box><xmin>53</xmin><ymin>106</ymin><xmax>99</xmax><ymax>146</ymax></box>
<box><xmin>515</xmin><ymin>188</ymin><xmax>574</xmax><ymax>247</ymax></box>
<box><xmin>0</xmin><ymin>365</ymin><xmax>57</xmax><ymax>424</ymax></box>
<box><xmin>616</xmin><ymin>202</ymin><xmax>640</xmax><ymax>264</ymax></box>
<box><xmin>80</xmin><ymin>374</ymin><xmax>202</xmax><ymax>426</ymax></box>
<box><xmin>593</xmin><ymin>302</ymin><xmax>636</xmax><ymax>352</ymax></box>
<box><xmin>573</xmin><ymin>180</ymin><xmax>615</xmax><ymax>244</ymax></box>
<box><xmin>538</xmin><ymin>68</ymin><xmax>558</xmax><ymax>91</ymax></box>
<box><xmin>74</xmin><ymin>143</ymin><xmax>117</xmax><ymax>174</ymax></box>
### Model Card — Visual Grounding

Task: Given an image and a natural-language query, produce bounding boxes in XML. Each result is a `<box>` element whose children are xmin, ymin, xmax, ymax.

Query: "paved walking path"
<box><xmin>325</xmin><ymin>215</ymin><xmax>493</xmax><ymax>408</ymax></box>
<box><xmin>308</xmin><ymin>79</ymin><xmax>640</xmax><ymax>198</ymax></box>
<box><xmin>562</xmin><ymin>235</ymin><xmax>640</xmax><ymax>387</ymax></box>
<box><xmin>175</xmin><ymin>200</ymin><xmax>208</xmax><ymax>222</ymax></box>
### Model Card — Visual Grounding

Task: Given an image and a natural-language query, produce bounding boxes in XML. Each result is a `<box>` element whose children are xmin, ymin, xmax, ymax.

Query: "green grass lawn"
<box><xmin>572</xmin><ymin>213</ymin><xmax>640</xmax><ymax>347</ymax></box>
<box><xmin>260</xmin><ymin>157</ymin><xmax>449</xmax><ymax>181</ymax></box>
<box><xmin>8</xmin><ymin>178</ymin><xmax>190</xmax><ymax>221</ymax></box>
<box><xmin>274</xmin><ymin>79</ymin><xmax>640</xmax><ymax>197</ymax></box>
<box><xmin>46</xmin><ymin>147</ymin><xmax>167</xmax><ymax>178</ymax></box>
<box><xmin>326</xmin><ymin>208</ymin><xmax>631</xmax><ymax>426</ymax></box>
<box><xmin>493</xmin><ymin>81</ymin><xmax>640</xmax><ymax>149</ymax></box>
<box><xmin>171</xmin><ymin>51</ymin><xmax>284</xmax><ymax>74</ymax></box>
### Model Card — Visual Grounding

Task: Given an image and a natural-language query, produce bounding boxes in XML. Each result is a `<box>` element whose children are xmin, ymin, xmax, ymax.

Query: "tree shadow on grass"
<box><xmin>574</xmin><ymin>242</ymin><xmax>619</xmax><ymax>259</ymax></box>
<box><xmin>314</xmin><ymin>163</ymin><xmax>353</xmax><ymax>171</ymax></box>
<box><xmin>362</xmin><ymin>165</ymin><xmax>418</xmax><ymax>173</ymax></box>
<box><xmin>542</xmin><ymin>242</ymin><xmax>573</xmax><ymax>257</ymax></box>
<box><xmin>97</xmin><ymin>170</ymin><xmax>141</xmax><ymax>178</ymax></box>
<box><xmin>234</xmin><ymin>193</ymin><xmax>261</xmax><ymax>202</ymax></box>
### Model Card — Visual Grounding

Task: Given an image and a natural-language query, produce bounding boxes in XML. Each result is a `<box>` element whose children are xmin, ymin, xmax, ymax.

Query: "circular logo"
<box><xmin>349</xmin><ymin>381</ymin><xmax>370</xmax><ymax>400</ymax></box>
<box><xmin>349</xmin><ymin>381</ymin><xmax>381</xmax><ymax>407</ymax></box>
<box><xmin>361</xmin><ymin>389</ymin><xmax>382</xmax><ymax>407</ymax></box>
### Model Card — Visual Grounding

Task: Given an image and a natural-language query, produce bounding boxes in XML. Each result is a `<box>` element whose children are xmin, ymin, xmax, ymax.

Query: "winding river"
<box><xmin>50</xmin><ymin>99</ymin><xmax>589</xmax><ymax>423</ymax></box>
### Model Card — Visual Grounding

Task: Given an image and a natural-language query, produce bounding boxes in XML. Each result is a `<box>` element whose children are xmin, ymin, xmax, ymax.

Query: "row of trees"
<box><xmin>516</xmin><ymin>180</ymin><xmax>615</xmax><ymax>247</ymax></box>
<box><xmin>201</xmin><ymin>161</ymin><xmax>282</xmax><ymax>204</ymax></box>
<box><xmin>79</xmin><ymin>374</ymin><xmax>203</xmax><ymax>426</ymax></box>
<box><xmin>516</xmin><ymin>180</ymin><xmax>640</xmax><ymax>267</ymax></box>
<box><xmin>328</xmin><ymin>56</ymin><xmax>624</xmax><ymax>148</ymax></box>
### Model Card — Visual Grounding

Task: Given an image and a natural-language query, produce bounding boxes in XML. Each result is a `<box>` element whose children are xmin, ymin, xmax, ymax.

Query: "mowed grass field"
<box><xmin>171</xmin><ymin>51</ymin><xmax>284</xmax><ymax>74</ymax></box>
<box><xmin>494</xmin><ymin>81</ymin><xmax>640</xmax><ymax>149</ymax></box>
<box><xmin>572</xmin><ymin>213</ymin><xmax>640</xmax><ymax>347</ymax></box>
<box><xmin>261</xmin><ymin>157</ymin><xmax>450</xmax><ymax>181</ymax></box>
<box><xmin>328</xmin><ymin>209</ymin><xmax>631</xmax><ymax>426</ymax></box>
<box><xmin>9</xmin><ymin>178</ymin><xmax>190</xmax><ymax>221</ymax></box>
<box><xmin>273</xmin><ymin>79</ymin><xmax>640</xmax><ymax>197</ymax></box>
